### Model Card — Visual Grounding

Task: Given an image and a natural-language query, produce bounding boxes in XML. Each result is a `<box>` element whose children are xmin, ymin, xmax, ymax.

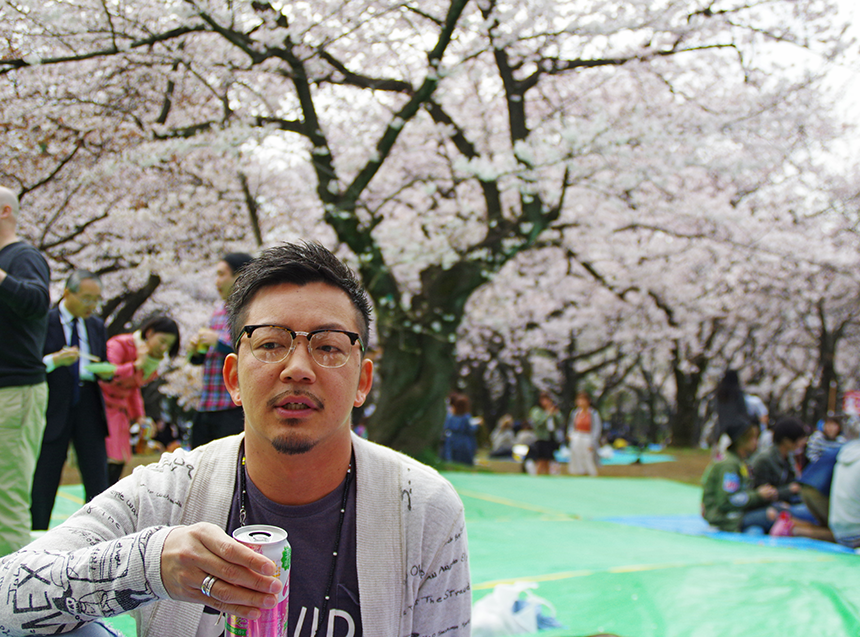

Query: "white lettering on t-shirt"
<box><xmin>292</xmin><ymin>606</ymin><xmax>357</xmax><ymax>637</ymax></box>
<box><xmin>326</xmin><ymin>609</ymin><xmax>355</xmax><ymax>637</ymax></box>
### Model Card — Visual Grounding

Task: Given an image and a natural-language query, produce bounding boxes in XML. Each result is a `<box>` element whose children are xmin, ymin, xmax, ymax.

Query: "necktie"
<box><xmin>69</xmin><ymin>318</ymin><xmax>81</xmax><ymax>405</ymax></box>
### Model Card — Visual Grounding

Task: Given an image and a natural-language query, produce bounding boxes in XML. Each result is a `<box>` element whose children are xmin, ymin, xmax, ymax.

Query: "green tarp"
<box><xmin>52</xmin><ymin>474</ymin><xmax>860</xmax><ymax>637</ymax></box>
<box><xmin>450</xmin><ymin>473</ymin><xmax>860</xmax><ymax>637</ymax></box>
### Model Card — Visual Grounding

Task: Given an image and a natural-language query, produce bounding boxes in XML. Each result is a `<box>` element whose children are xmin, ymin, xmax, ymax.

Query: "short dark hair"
<box><xmin>139</xmin><ymin>316</ymin><xmax>181</xmax><ymax>358</ymax></box>
<box><xmin>221</xmin><ymin>252</ymin><xmax>254</xmax><ymax>275</ymax></box>
<box><xmin>824</xmin><ymin>416</ymin><xmax>842</xmax><ymax>430</ymax></box>
<box><xmin>227</xmin><ymin>242</ymin><xmax>372</xmax><ymax>350</ymax></box>
<box><xmin>65</xmin><ymin>269</ymin><xmax>101</xmax><ymax>292</ymax></box>
<box><xmin>772</xmin><ymin>416</ymin><xmax>807</xmax><ymax>445</ymax></box>
<box><xmin>451</xmin><ymin>393</ymin><xmax>470</xmax><ymax>415</ymax></box>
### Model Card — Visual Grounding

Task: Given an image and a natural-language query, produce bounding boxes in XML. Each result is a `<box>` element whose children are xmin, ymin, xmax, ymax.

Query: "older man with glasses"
<box><xmin>0</xmin><ymin>242</ymin><xmax>471</xmax><ymax>637</ymax></box>
<box><xmin>31</xmin><ymin>269</ymin><xmax>114</xmax><ymax>531</ymax></box>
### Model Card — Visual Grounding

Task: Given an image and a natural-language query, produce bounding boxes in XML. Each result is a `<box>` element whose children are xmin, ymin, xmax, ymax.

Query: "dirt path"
<box><xmin>593</xmin><ymin>448</ymin><xmax>711</xmax><ymax>485</ymax></box>
<box><xmin>63</xmin><ymin>447</ymin><xmax>713</xmax><ymax>486</ymax></box>
<box><xmin>471</xmin><ymin>446</ymin><xmax>711</xmax><ymax>485</ymax></box>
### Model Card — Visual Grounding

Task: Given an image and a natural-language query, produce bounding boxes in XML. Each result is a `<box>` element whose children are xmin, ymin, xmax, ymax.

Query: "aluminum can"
<box><xmin>226</xmin><ymin>525</ymin><xmax>291</xmax><ymax>637</ymax></box>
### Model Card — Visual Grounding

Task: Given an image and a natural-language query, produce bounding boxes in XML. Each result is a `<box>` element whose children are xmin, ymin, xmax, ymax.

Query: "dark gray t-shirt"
<box><xmin>205</xmin><ymin>446</ymin><xmax>361</xmax><ymax>637</ymax></box>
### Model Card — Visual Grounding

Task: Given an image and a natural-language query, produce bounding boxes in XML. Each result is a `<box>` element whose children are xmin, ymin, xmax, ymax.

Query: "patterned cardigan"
<box><xmin>0</xmin><ymin>434</ymin><xmax>471</xmax><ymax>636</ymax></box>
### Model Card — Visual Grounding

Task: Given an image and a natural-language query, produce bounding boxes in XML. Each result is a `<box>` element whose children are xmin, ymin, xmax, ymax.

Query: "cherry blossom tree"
<box><xmin>0</xmin><ymin>0</ymin><xmax>853</xmax><ymax>453</ymax></box>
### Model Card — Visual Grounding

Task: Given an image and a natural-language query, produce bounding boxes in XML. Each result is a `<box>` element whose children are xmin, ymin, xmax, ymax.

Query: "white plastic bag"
<box><xmin>472</xmin><ymin>581</ymin><xmax>556</xmax><ymax>637</ymax></box>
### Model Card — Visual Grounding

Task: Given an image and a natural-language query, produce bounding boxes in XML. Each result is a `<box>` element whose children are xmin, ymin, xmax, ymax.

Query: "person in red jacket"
<box><xmin>100</xmin><ymin>316</ymin><xmax>180</xmax><ymax>484</ymax></box>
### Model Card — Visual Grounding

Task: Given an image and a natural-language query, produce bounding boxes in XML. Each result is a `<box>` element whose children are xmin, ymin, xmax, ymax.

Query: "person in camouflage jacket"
<box><xmin>702</xmin><ymin>420</ymin><xmax>778</xmax><ymax>532</ymax></box>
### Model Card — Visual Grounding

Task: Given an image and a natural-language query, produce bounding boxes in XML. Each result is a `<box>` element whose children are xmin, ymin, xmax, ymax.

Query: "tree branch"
<box><xmin>103</xmin><ymin>273</ymin><xmax>162</xmax><ymax>337</ymax></box>
<box><xmin>193</xmin><ymin>11</ymin><xmax>268</xmax><ymax>64</ymax></box>
<box><xmin>403</xmin><ymin>5</ymin><xmax>445</xmax><ymax>27</ymax></box>
<box><xmin>238</xmin><ymin>171</ymin><xmax>263</xmax><ymax>247</ymax></box>
<box><xmin>424</xmin><ymin>99</ymin><xmax>506</xmax><ymax>231</ymax></box>
<box><xmin>0</xmin><ymin>25</ymin><xmax>208</xmax><ymax>75</ymax></box>
<box><xmin>315</xmin><ymin>49</ymin><xmax>414</xmax><ymax>93</ymax></box>
<box><xmin>20</xmin><ymin>142</ymin><xmax>84</xmax><ymax>201</ymax></box>
<box><xmin>530</xmin><ymin>42</ymin><xmax>739</xmax><ymax>92</ymax></box>
<box><xmin>40</xmin><ymin>210</ymin><xmax>111</xmax><ymax>251</ymax></box>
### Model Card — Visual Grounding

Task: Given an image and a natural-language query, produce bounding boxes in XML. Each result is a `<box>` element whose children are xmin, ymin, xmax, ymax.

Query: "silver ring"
<box><xmin>200</xmin><ymin>574</ymin><xmax>218</xmax><ymax>598</ymax></box>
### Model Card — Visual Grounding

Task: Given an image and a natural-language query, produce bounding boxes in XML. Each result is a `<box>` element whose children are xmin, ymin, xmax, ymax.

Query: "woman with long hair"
<box><xmin>713</xmin><ymin>370</ymin><xmax>752</xmax><ymax>457</ymax></box>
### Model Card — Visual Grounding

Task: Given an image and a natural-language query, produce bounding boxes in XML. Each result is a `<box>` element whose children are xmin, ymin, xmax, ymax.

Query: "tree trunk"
<box><xmin>671</xmin><ymin>371</ymin><xmax>700</xmax><ymax>448</ymax></box>
<box><xmin>816</xmin><ymin>328</ymin><xmax>839</xmax><ymax>420</ymax></box>
<box><xmin>804</xmin><ymin>311</ymin><xmax>844</xmax><ymax>423</ymax></box>
<box><xmin>646</xmin><ymin>392</ymin><xmax>661</xmax><ymax>444</ymax></box>
<box><xmin>670</xmin><ymin>351</ymin><xmax>708</xmax><ymax>448</ymax></box>
<box><xmin>367</xmin><ymin>327</ymin><xmax>458</xmax><ymax>458</ymax></box>
<box><xmin>358</xmin><ymin>257</ymin><xmax>491</xmax><ymax>456</ymax></box>
<box><xmin>559</xmin><ymin>339</ymin><xmax>579</xmax><ymax>423</ymax></box>
<box><xmin>102</xmin><ymin>273</ymin><xmax>161</xmax><ymax>337</ymax></box>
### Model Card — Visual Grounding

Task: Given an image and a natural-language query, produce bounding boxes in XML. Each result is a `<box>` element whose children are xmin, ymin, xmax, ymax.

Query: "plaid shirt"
<box><xmin>198</xmin><ymin>305</ymin><xmax>237</xmax><ymax>412</ymax></box>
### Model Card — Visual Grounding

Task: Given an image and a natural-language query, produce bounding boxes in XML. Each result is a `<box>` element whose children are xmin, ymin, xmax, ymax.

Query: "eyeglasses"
<box><xmin>71</xmin><ymin>292</ymin><xmax>101</xmax><ymax>306</ymax></box>
<box><xmin>236</xmin><ymin>324</ymin><xmax>365</xmax><ymax>368</ymax></box>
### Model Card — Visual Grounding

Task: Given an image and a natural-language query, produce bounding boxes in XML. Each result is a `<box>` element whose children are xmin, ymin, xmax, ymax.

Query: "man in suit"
<box><xmin>31</xmin><ymin>269</ymin><xmax>112</xmax><ymax>531</ymax></box>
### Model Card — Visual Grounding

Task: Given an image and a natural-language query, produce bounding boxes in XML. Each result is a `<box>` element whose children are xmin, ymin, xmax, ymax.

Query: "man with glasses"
<box><xmin>0</xmin><ymin>186</ymin><xmax>50</xmax><ymax>556</ymax></box>
<box><xmin>0</xmin><ymin>242</ymin><xmax>471</xmax><ymax>637</ymax></box>
<box><xmin>31</xmin><ymin>269</ymin><xmax>113</xmax><ymax>531</ymax></box>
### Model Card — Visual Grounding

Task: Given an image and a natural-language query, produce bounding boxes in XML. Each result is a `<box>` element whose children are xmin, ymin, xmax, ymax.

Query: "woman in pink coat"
<box><xmin>100</xmin><ymin>316</ymin><xmax>180</xmax><ymax>484</ymax></box>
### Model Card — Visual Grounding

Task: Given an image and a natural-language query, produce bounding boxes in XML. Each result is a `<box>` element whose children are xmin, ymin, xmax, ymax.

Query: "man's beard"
<box><xmin>271</xmin><ymin>432</ymin><xmax>316</xmax><ymax>455</ymax></box>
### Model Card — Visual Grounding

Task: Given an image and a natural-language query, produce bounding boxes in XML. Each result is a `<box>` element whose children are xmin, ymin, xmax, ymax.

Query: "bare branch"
<box><xmin>520</xmin><ymin>43</ymin><xmax>739</xmax><ymax>92</ymax></box>
<box><xmin>238</xmin><ymin>171</ymin><xmax>263</xmax><ymax>247</ymax></box>
<box><xmin>315</xmin><ymin>49</ymin><xmax>414</xmax><ymax>93</ymax></box>
<box><xmin>0</xmin><ymin>25</ymin><xmax>208</xmax><ymax>75</ymax></box>
<box><xmin>41</xmin><ymin>210</ymin><xmax>111</xmax><ymax>251</ymax></box>
<box><xmin>403</xmin><ymin>5</ymin><xmax>444</xmax><ymax>27</ymax></box>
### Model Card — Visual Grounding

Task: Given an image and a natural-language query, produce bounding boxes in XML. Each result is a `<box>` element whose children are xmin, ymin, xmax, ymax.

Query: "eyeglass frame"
<box><xmin>71</xmin><ymin>294</ymin><xmax>101</xmax><ymax>306</ymax></box>
<box><xmin>67</xmin><ymin>289</ymin><xmax>101</xmax><ymax>306</ymax></box>
<box><xmin>234</xmin><ymin>324</ymin><xmax>366</xmax><ymax>367</ymax></box>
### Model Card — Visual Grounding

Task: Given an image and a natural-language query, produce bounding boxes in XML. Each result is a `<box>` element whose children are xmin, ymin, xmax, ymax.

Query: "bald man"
<box><xmin>0</xmin><ymin>186</ymin><xmax>51</xmax><ymax>555</ymax></box>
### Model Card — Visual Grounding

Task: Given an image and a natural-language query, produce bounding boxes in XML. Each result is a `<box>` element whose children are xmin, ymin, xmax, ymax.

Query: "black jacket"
<box><xmin>42</xmin><ymin>307</ymin><xmax>109</xmax><ymax>442</ymax></box>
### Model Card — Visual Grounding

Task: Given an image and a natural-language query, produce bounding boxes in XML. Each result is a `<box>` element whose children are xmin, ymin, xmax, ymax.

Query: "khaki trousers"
<box><xmin>0</xmin><ymin>382</ymin><xmax>48</xmax><ymax>556</ymax></box>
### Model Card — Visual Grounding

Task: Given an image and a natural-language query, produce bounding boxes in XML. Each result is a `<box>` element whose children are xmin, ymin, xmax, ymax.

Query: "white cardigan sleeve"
<box><xmin>0</xmin><ymin>461</ymin><xmax>184</xmax><ymax>633</ymax></box>
<box><xmin>0</xmin><ymin>438</ymin><xmax>240</xmax><ymax>636</ymax></box>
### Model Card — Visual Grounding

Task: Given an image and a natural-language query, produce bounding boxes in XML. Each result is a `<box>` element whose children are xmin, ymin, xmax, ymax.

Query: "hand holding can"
<box><xmin>159</xmin><ymin>522</ymin><xmax>281</xmax><ymax>619</ymax></box>
<box><xmin>228</xmin><ymin>525</ymin><xmax>291</xmax><ymax>637</ymax></box>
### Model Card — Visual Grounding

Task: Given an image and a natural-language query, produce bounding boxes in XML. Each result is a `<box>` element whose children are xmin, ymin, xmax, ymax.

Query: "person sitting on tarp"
<box><xmin>701</xmin><ymin>418</ymin><xmax>779</xmax><ymax>533</ymax></box>
<box><xmin>798</xmin><ymin>444</ymin><xmax>843</xmax><ymax>528</ymax></box>
<box><xmin>751</xmin><ymin>417</ymin><xmax>806</xmax><ymax>504</ymax></box>
<box><xmin>830</xmin><ymin>439</ymin><xmax>860</xmax><ymax>549</ymax></box>
<box><xmin>751</xmin><ymin>417</ymin><xmax>829</xmax><ymax>526</ymax></box>
<box><xmin>806</xmin><ymin>416</ymin><xmax>847</xmax><ymax>464</ymax></box>
<box><xmin>702</xmin><ymin>418</ymin><xmax>834</xmax><ymax>540</ymax></box>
